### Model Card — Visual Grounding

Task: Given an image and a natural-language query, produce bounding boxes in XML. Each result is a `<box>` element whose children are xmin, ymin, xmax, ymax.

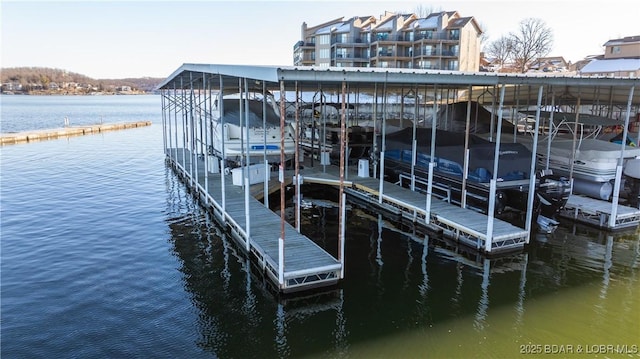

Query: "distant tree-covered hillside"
<box><xmin>1</xmin><ymin>67</ymin><xmax>163</xmax><ymax>93</ymax></box>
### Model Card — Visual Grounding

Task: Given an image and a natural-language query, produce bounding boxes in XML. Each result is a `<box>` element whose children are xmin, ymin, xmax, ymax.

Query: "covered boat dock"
<box><xmin>157</xmin><ymin>64</ymin><xmax>639</xmax><ymax>292</ymax></box>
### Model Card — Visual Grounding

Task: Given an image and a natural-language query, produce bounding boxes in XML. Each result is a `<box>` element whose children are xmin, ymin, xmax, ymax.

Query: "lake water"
<box><xmin>1</xmin><ymin>95</ymin><xmax>639</xmax><ymax>358</ymax></box>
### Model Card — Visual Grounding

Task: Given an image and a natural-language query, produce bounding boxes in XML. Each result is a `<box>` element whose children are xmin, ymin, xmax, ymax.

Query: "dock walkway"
<box><xmin>167</xmin><ymin>149</ymin><xmax>341</xmax><ymax>293</ymax></box>
<box><xmin>300</xmin><ymin>165</ymin><xmax>530</xmax><ymax>254</ymax></box>
<box><xmin>0</xmin><ymin>121</ymin><xmax>152</xmax><ymax>145</ymax></box>
<box><xmin>561</xmin><ymin>194</ymin><xmax>640</xmax><ymax>230</ymax></box>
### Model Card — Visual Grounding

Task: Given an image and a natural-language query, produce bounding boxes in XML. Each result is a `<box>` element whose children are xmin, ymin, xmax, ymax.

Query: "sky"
<box><xmin>2</xmin><ymin>0</ymin><xmax>639</xmax><ymax>79</ymax></box>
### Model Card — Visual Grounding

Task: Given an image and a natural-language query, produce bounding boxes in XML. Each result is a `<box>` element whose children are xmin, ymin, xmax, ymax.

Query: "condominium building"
<box><xmin>293</xmin><ymin>11</ymin><xmax>483</xmax><ymax>71</ymax></box>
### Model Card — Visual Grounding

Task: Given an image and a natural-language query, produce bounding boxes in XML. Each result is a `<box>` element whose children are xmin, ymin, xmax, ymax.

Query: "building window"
<box><xmin>376</xmin><ymin>32</ymin><xmax>390</xmax><ymax>41</ymax></box>
<box><xmin>319</xmin><ymin>48</ymin><xmax>330</xmax><ymax>59</ymax></box>
<box><xmin>319</xmin><ymin>35</ymin><xmax>330</xmax><ymax>45</ymax></box>
<box><xmin>610</xmin><ymin>46</ymin><xmax>621</xmax><ymax>54</ymax></box>
<box><xmin>335</xmin><ymin>33</ymin><xmax>348</xmax><ymax>44</ymax></box>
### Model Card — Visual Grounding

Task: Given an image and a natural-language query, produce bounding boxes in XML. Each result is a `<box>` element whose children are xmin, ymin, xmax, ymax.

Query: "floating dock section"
<box><xmin>166</xmin><ymin>149</ymin><xmax>341</xmax><ymax>293</ymax></box>
<box><xmin>157</xmin><ymin>64</ymin><xmax>639</xmax><ymax>292</ymax></box>
<box><xmin>561</xmin><ymin>194</ymin><xmax>640</xmax><ymax>230</ymax></box>
<box><xmin>0</xmin><ymin>121</ymin><xmax>152</xmax><ymax>145</ymax></box>
<box><xmin>301</xmin><ymin>167</ymin><xmax>529</xmax><ymax>254</ymax></box>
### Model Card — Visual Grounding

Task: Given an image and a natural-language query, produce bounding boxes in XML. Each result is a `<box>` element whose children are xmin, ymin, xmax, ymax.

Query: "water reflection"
<box><xmin>164</xmin><ymin>170</ymin><xmax>639</xmax><ymax>357</ymax></box>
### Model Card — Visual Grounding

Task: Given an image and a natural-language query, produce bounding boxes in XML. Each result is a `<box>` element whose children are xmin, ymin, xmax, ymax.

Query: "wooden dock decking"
<box><xmin>299</xmin><ymin>165</ymin><xmax>530</xmax><ymax>254</ymax></box>
<box><xmin>0</xmin><ymin>121</ymin><xmax>152</xmax><ymax>145</ymax></box>
<box><xmin>167</xmin><ymin>149</ymin><xmax>342</xmax><ymax>293</ymax></box>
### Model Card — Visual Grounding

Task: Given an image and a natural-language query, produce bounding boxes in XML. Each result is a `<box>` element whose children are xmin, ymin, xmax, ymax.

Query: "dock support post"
<box><xmin>340</xmin><ymin>192</ymin><xmax>346</xmax><ymax>279</ymax></box>
<box><xmin>263</xmin><ymin>81</ymin><xmax>270</xmax><ymax>209</ymax></box>
<box><xmin>278</xmin><ymin>237</ymin><xmax>284</xmax><ymax>286</ymax></box>
<box><xmin>279</xmin><ymin>79</ymin><xmax>287</xmax><ymax>288</ymax></box>
<box><xmin>486</xmin><ymin>179</ymin><xmax>496</xmax><ymax>253</ymax></box>
<box><xmin>425</xmin><ymin>162</ymin><xmax>434</xmax><ymax>225</ymax></box>
<box><xmin>219</xmin><ymin>75</ymin><xmax>227</xmax><ymax>216</ymax></box>
<box><xmin>609</xmin><ymin>86</ymin><xmax>635</xmax><ymax>228</ymax></box>
<box><xmin>339</xmin><ymin>81</ymin><xmax>347</xmax><ymax>279</ymax></box>
<box><xmin>525</xmin><ymin>85</ymin><xmax>545</xmax><ymax>242</ymax></box>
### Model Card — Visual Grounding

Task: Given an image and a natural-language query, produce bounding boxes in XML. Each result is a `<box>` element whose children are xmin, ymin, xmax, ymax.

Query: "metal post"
<box><xmin>426</xmin><ymin>85</ymin><xmax>438</xmax><ymax>224</ymax></box>
<box><xmin>173</xmin><ymin>83</ymin><xmax>178</xmax><ymax>164</ymax></box>
<box><xmin>161</xmin><ymin>91</ymin><xmax>167</xmax><ymax>154</ymax></box>
<box><xmin>278</xmin><ymin>80</ymin><xmax>287</xmax><ymax>287</ymax></box>
<box><xmin>378</xmin><ymin>79</ymin><xmax>388</xmax><ymax>205</ymax></box>
<box><xmin>486</xmin><ymin>179</ymin><xmax>496</xmax><ymax>252</ymax></box>
<box><xmin>372</xmin><ymin>83</ymin><xmax>378</xmax><ymax>177</ymax></box>
<box><xmin>525</xmin><ymin>85</ymin><xmax>545</xmax><ymax>241</ymax></box>
<box><xmin>609</xmin><ymin>86</ymin><xmax>635</xmax><ymax>228</ymax></box>
<box><xmin>243</xmin><ymin>78</ymin><xmax>251</xmax><ymax>251</ymax></box>
<box><xmin>339</xmin><ymin>81</ymin><xmax>347</xmax><ymax>278</ymax></box>
<box><xmin>461</xmin><ymin>85</ymin><xmax>472</xmax><ymax>208</ymax></box>
<box><xmin>189</xmin><ymin>73</ymin><xmax>197</xmax><ymax>188</ymax></box>
<box><xmin>263</xmin><ymin>81</ymin><xmax>269</xmax><ymax>208</ymax></box>
<box><xmin>294</xmin><ymin>82</ymin><xmax>301</xmax><ymax>232</ymax></box>
<box><xmin>485</xmin><ymin>85</ymin><xmax>506</xmax><ymax>252</ymax></box>
<box><xmin>545</xmin><ymin>94</ymin><xmax>556</xmax><ymax>170</ymax></box>
<box><xmin>219</xmin><ymin>75</ymin><xmax>227</xmax><ymax>214</ymax></box>
<box><xmin>203</xmin><ymin>73</ymin><xmax>209</xmax><ymax>201</ymax></box>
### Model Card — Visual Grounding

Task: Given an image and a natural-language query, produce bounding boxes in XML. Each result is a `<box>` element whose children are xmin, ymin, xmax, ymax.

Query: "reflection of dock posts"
<box><xmin>419</xmin><ymin>235</ymin><xmax>429</xmax><ymax>298</ymax></box>
<box><xmin>515</xmin><ymin>252</ymin><xmax>529</xmax><ymax>327</ymax></box>
<box><xmin>376</xmin><ymin>214</ymin><xmax>384</xmax><ymax>268</ymax></box>
<box><xmin>601</xmin><ymin>234</ymin><xmax>613</xmax><ymax>299</ymax></box>
<box><xmin>610</xmin><ymin>86</ymin><xmax>635</xmax><ymax>228</ymax></box>
<box><xmin>474</xmin><ymin>258</ymin><xmax>491</xmax><ymax>330</ymax></box>
<box><xmin>275</xmin><ymin>302</ymin><xmax>288</xmax><ymax>356</ymax></box>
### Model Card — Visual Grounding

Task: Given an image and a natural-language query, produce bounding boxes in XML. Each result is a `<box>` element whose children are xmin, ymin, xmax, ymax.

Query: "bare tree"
<box><xmin>509</xmin><ymin>18</ymin><xmax>553</xmax><ymax>73</ymax></box>
<box><xmin>476</xmin><ymin>21</ymin><xmax>489</xmax><ymax>49</ymax></box>
<box><xmin>485</xmin><ymin>36</ymin><xmax>514</xmax><ymax>71</ymax></box>
<box><xmin>413</xmin><ymin>4</ymin><xmax>438</xmax><ymax>18</ymax></box>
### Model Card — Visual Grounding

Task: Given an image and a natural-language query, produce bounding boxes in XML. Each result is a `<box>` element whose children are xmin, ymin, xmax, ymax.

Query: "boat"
<box><xmin>208</xmin><ymin>92</ymin><xmax>296</xmax><ymax>168</ymax></box>
<box><xmin>433</xmin><ymin>101</ymin><xmax>640</xmax><ymax>206</ymax></box>
<box><xmin>509</xmin><ymin>111</ymin><xmax>640</xmax><ymax>203</ymax></box>
<box><xmin>382</xmin><ymin>127</ymin><xmax>571</xmax><ymax>233</ymax></box>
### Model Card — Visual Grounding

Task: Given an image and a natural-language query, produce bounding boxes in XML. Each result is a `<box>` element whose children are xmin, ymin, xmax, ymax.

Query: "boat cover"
<box><xmin>384</xmin><ymin>128</ymin><xmax>532</xmax><ymax>183</ymax></box>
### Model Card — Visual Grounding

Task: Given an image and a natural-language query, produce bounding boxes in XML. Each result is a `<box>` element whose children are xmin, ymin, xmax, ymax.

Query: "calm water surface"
<box><xmin>1</xmin><ymin>95</ymin><xmax>639</xmax><ymax>358</ymax></box>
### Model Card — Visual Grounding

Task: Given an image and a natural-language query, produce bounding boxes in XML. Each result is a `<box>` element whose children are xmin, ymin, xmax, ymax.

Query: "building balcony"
<box><xmin>331</xmin><ymin>36</ymin><xmax>370</xmax><ymax>46</ymax></box>
<box><xmin>293</xmin><ymin>40</ymin><xmax>316</xmax><ymax>51</ymax></box>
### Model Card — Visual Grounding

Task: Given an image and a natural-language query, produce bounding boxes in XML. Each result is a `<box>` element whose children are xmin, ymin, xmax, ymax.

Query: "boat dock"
<box><xmin>167</xmin><ymin>148</ymin><xmax>342</xmax><ymax>293</ymax></box>
<box><xmin>156</xmin><ymin>64</ymin><xmax>639</xmax><ymax>293</ymax></box>
<box><xmin>0</xmin><ymin>121</ymin><xmax>152</xmax><ymax>145</ymax></box>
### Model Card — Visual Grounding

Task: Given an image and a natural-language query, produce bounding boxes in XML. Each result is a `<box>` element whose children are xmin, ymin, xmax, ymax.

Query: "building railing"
<box><xmin>293</xmin><ymin>40</ymin><xmax>316</xmax><ymax>51</ymax></box>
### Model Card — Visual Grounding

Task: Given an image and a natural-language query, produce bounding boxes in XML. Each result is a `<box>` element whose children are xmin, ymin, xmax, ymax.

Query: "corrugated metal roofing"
<box><xmin>156</xmin><ymin>63</ymin><xmax>640</xmax><ymax>107</ymax></box>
